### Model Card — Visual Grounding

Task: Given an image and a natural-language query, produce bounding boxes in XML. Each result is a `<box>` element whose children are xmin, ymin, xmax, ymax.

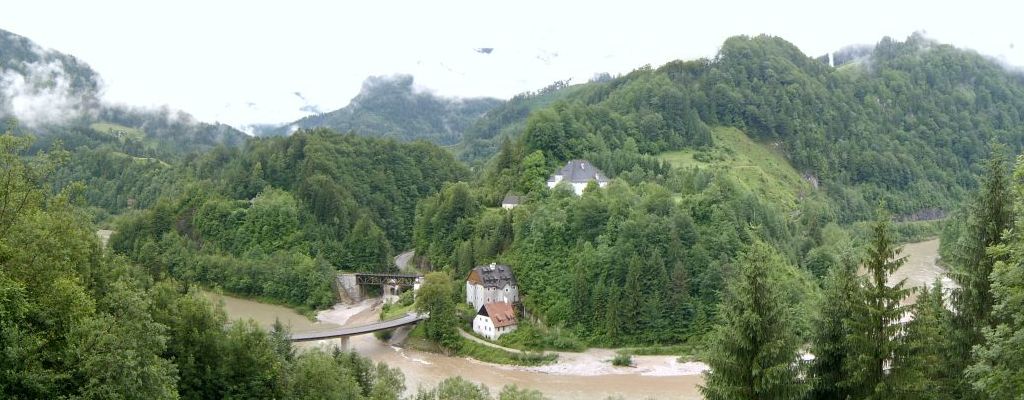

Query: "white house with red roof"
<box><xmin>473</xmin><ymin>302</ymin><xmax>518</xmax><ymax>340</ymax></box>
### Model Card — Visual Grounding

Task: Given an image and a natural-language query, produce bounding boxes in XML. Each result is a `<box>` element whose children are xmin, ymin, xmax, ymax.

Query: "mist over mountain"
<box><xmin>0</xmin><ymin>28</ymin><xmax>247</xmax><ymax>155</ymax></box>
<box><xmin>0</xmin><ymin>29</ymin><xmax>101</xmax><ymax>127</ymax></box>
<box><xmin>262</xmin><ymin>74</ymin><xmax>503</xmax><ymax>145</ymax></box>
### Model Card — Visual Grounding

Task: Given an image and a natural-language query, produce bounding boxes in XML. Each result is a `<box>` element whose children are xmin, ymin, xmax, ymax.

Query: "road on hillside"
<box><xmin>394</xmin><ymin>250</ymin><xmax>415</xmax><ymax>273</ymax></box>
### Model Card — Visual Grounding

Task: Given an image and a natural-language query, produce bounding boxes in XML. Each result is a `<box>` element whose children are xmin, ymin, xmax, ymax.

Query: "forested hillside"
<box><xmin>263</xmin><ymin>75</ymin><xmax>503</xmax><ymax>145</ymax></box>
<box><xmin>0</xmin><ymin>28</ymin><xmax>248</xmax><ymax>216</ymax></box>
<box><xmin>403</xmin><ymin>33</ymin><xmax>1024</xmax><ymax>350</ymax></box>
<box><xmin>111</xmin><ymin>130</ymin><xmax>467</xmax><ymax>310</ymax></box>
<box><xmin>0</xmin><ymin>133</ymin><xmax>546</xmax><ymax>400</ymax></box>
<box><xmin>4</xmin><ymin>22</ymin><xmax>1024</xmax><ymax>398</ymax></box>
<box><xmin>467</xmin><ymin>33</ymin><xmax>1024</xmax><ymax>223</ymax></box>
<box><xmin>457</xmin><ymin>79</ymin><xmax>584</xmax><ymax>162</ymax></box>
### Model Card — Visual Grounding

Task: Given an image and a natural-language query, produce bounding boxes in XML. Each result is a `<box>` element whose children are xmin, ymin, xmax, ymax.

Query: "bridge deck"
<box><xmin>288</xmin><ymin>313</ymin><xmax>427</xmax><ymax>342</ymax></box>
<box><xmin>353</xmin><ymin>273</ymin><xmax>422</xmax><ymax>278</ymax></box>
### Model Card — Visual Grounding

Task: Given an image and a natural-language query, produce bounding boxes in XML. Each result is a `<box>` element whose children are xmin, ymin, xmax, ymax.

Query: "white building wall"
<box><xmin>473</xmin><ymin>315</ymin><xmax>496</xmax><ymax>340</ymax></box>
<box><xmin>570</xmin><ymin>181</ymin><xmax>609</xmax><ymax>196</ymax></box>
<box><xmin>467</xmin><ymin>283</ymin><xmax>519</xmax><ymax>311</ymax></box>
<box><xmin>472</xmin><ymin>314</ymin><xmax>516</xmax><ymax>340</ymax></box>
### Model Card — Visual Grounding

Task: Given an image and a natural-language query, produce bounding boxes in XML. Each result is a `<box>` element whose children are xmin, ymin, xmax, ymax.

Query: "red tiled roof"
<box><xmin>481</xmin><ymin>302</ymin><xmax>517</xmax><ymax>328</ymax></box>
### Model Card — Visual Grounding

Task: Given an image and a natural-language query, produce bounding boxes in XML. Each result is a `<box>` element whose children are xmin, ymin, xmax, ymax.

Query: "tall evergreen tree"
<box><xmin>808</xmin><ymin>259</ymin><xmax>858</xmax><ymax>400</ymax></box>
<box><xmin>667</xmin><ymin>260</ymin><xmax>693</xmax><ymax>340</ymax></box>
<box><xmin>841</xmin><ymin>209</ymin><xmax>910</xmax><ymax>399</ymax></box>
<box><xmin>620</xmin><ymin>256</ymin><xmax>645</xmax><ymax>336</ymax></box>
<box><xmin>949</xmin><ymin>147</ymin><xmax>1013</xmax><ymax>397</ymax></box>
<box><xmin>890</xmin><ymin>282</ymin><xmax>956</xmax><ymax>400</ymax></box>
<box><xmin>700</xmin><ymin>241</ymin><xmax>807</xmax><ymax>400</ymax></box>
<box><xmin>967</xmin><ymin>156</ymin><xmax>1024</xmax><ymax>399</ymax></box>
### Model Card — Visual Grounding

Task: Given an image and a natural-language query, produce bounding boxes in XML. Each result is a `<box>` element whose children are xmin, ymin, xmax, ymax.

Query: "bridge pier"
<box><xmin>335</xmin><ymin>274</ymin><xmax>363</xmax><ymax>304</ymax></box>
<box><xmin>383</xmin><ymin>283</ymin><xmax>402</xmax><ymax>304</ymax></box>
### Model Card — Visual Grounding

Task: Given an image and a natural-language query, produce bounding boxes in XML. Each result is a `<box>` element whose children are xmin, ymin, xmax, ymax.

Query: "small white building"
<box><xmin>501</xmin><ymin>194</ymin><xmax>522</xmax><ymax>210</ymax></box>
<box><xmin>473</xmin><ymin>302</ymin><xmax>518</xmax><ymax>340</ymax></box>
<box><xmin>546</xmin><ymin>159</ymin><xmax>610</xmax><ymax>196</ymax></box>
<box><xmin>466</xmin><ymin>263</ymin><xmax>519</xmax><ymax>312</ymax></box>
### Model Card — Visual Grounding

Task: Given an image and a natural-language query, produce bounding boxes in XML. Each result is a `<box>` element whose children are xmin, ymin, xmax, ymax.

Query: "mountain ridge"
<box><xmin>261</xmin><ymin>74</ymin><xmax>503</xmax><ymax>145</ymax></box>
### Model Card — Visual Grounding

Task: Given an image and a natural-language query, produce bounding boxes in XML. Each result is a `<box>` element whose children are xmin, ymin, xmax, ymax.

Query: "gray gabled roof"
<box><xmin>501</xmin><ymin>194</ymin><xmax>523</xmax><ymax>205</ymax></box>
<box><xmin>548</xmin><ymin>159</ymin><xmax>610</xmax><ymax>184</ymax></box>
<box><xmin>468</xmin><ymin>263</ymin><xmax>516</xmax><ymax>289</ymax></box>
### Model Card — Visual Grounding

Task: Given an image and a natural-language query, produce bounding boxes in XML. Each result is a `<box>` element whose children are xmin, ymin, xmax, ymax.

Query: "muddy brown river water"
<box><xmin>201</xmin><ymin>238</ymin><xmax>947</xmax><ymax>400</ymax></box>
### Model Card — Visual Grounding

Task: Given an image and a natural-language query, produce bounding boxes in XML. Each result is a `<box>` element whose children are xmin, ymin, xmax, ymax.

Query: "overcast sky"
<box><xmin>3</xmin><ymin>0</ymin><xmax>1023</xmax><ymax>131</ymax></box>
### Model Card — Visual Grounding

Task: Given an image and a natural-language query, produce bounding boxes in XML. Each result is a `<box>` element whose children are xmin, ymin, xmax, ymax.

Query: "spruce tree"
<box><xmin>700</xmin><ymin>241</ymin><xmax>807</xmax><ymax>400</ymax></box>
<box><xmin>841</xmin><ymin>210</ymin><xmax>910</xmax><ymax>399</ymax></box>
<box><xmin>621</xmin><ymin>256</ymin><xmax>644</xmax><ymax>336</ymax></box>
<box><xmin>967</xmin><ymin>157</ymin><xmax>1024</xmax><ymax>399</ymax></box>
<box><xmin>890</xmin><ymin>282</ymin><xmax>956</xmax><ymax>400</ymax></box>
<box><xmin>808</xmin><ymin>260</ymin><xmax>858</xmax><ymax>400</ymax></box>
<box><xmin>948</xmin><ymin>147</ymin><xmax>1012</xmax><ymax>398</ymax></box>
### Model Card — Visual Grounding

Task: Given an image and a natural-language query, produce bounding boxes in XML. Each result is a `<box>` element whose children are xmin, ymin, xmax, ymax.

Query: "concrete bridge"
<box><xmin>289</xmin><ymin>312</ymin><xmax>427</xmax><ymax>342</ymax></box>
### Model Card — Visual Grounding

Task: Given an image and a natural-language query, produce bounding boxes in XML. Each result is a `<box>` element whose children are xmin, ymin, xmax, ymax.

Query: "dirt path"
<box><xmin>458</xmin><ymin>328</ymin><xmax>529</xmax><ymax>354</ymax></box>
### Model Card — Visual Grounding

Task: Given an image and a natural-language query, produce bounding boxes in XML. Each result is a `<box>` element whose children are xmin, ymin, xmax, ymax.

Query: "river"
<box><xmin>201</xmin><ymin>238</ymin><xmax>947</xmax><ymax>400</ymax></box>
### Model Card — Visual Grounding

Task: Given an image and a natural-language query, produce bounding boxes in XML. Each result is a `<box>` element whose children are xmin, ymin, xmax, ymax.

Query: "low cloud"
<box><xmin>0</xmin><ymin>58</ymin><xmax>97</xmax><ymax>128</ymax></box>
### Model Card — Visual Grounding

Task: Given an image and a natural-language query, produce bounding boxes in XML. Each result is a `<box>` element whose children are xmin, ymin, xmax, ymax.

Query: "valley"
<box><xmin>4</xmin><ymin>23</ymin><xmax>1024</xmax><ymax>399</ymax></box>
<box><xmin>201</xmin><ymin>237</ymin><xmax>948</xmax><ymax>400</ymax></box>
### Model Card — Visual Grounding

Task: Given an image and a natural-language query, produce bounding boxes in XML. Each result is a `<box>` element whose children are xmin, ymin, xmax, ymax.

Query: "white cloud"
<box><xmin>0</xmin><ymin>59</ymin><xmax>92</xmax><ymax>128</ymax></box>
<box><xmin>1</xmin><ymin>0</ymin><xmax>1022</xmax><ymax>129</ymax></box>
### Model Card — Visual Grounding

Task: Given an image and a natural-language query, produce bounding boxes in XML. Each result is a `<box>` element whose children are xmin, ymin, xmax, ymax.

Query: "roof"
<box><xmin>501</xmin><ymin>194</ymin><xmax>522</xmax><ymax>205</ymax></box>
<box><xmin>479</xmin><ymin>302</ymin><xmax>517</xmax><ymax>328</ymax></box>
<box><xmin>467</xmin><ymin>263</ymin><xmax>516</xmax><ymax>289</ymax></box>
<box><xmin>548</xmin><ymin>159</ymin><xmax>610</xmax><ymax>184</ymax></box>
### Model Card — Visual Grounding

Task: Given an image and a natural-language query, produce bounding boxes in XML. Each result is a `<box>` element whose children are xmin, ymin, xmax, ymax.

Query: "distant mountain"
<box><xmin>264</xmin><ymin>75</ymin><xmax>503</xmax><ymax>145</ymax></box>
<box><xmin>0</xmin><ymin>28</ymin><xmax>247</xmax><ymax>157</ymax></box>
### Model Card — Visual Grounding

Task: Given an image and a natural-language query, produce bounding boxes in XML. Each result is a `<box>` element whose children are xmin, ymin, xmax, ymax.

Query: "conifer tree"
<box><xmin>967</xmin><ymin>156</ymin><xmax>1024</xmax><ymax>399</ymax></box>
<box><xmin>841</xmin><ymin>209</ymin><xmax>910</xmax><ymax>399</ymax></box>
<box><xmin>700</xmin><ymin>241</ymin><xmax>806</xmax><ymax>400</ymax></box>
<box><xmin>621</xmin><ymin>256</ymin><xmax>645</xmax><ymax>335</ymax></box>
<box><xmin>890</xmin><ymin>282</ymin><xmax>956</xmax><ymax>400</ymax></box>
<box><xmin>605</xmin><ymin>287</ymin><xmax>622</xmax><ymax>344</ymax></box>
<box><xmin>948</xmin><ymin>147</ymin><xmax>1012</xmax><ymax>398</ymax></box>
<box><xmin>568</xmin><ymin>262</ymin><xmax>590</xmax><ymax>329</ymax></box>
<box><xmin>668</xmin><ymin>260</ymin><xmax>693</xmax><ymax>339</ymax></box>
<box><xmin>808</xmin><ymin>259</ymin><xmax>858</xmax><ymax>400</ymax></box>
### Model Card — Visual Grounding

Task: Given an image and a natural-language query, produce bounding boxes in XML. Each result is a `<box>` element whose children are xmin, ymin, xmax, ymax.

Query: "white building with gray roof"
<box><xmin>466</xmin><ymin>262</ymin><xmax>519</xmax><ymax>312</ymax></box>
<box><xmin>547</xmin><ymin>159</ymin><xmax>610</xmax><ymax>195</ymax></box>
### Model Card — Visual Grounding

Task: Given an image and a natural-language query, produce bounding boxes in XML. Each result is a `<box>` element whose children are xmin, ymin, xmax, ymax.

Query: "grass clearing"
<box><xmin>90</xmin><ymin>122</ymin><xmax>145</xmax><ymax>141</ymax></box>
<box><xmin>380</xmin><ymin>301</ymin><xmax>415</xmax><ymax>321</ymax></box>
<box><xmin>457</xmin><ymin>337</ymin><xmax>557</xmax><ymax>366</ymax></box>
<box><xmin>403</xmin><ymin>325</ymin><xmax>557</xmax><ymax>366</ymax></box>
<box><xmin>659</xmin><ymin>126</ymin><xmax>811</xmax><ymax>211</ymax></box>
